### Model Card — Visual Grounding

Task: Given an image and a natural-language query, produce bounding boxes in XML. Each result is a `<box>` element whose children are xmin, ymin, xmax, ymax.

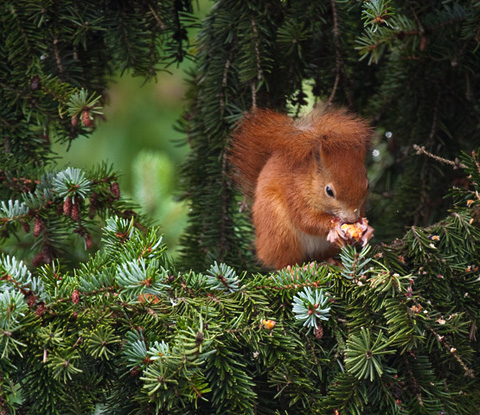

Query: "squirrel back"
<box><xmin>228</xmin><ymin>107</ymin><xmax>372</xmax><ymax>199</ymax></box>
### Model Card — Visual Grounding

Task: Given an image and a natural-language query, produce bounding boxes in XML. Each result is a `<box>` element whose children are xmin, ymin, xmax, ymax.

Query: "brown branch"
<box><xmin>251</xmin><ymin>81</ymin><xmax>257</xmax><ymax>109</ymax></box>
<box><xmin>250</xmin><ymin>17</ymin><xmax>263</xmax><ymax>109</ymax></box>
<box><xmin>218</xmin><ymin>151</ymin><xmax>231</xmax><ymax>262</ymax></box>
<box><xmin>408</xmin><ymin>0</ymin><xmax>425</xmax><ymax>36</ymax></box>
<box><xmin>250</xmin><ymin>17</ymin><xmax>263</xmax><ymax>82</ymax></box>
<box><xmin>219</xmin><ymin>58</ymin><xmax>231</xmax><ymax>116</ymax></box>
<box><xmin>327</xmin><ymin>0</ymin><xmax>342</xmax><ymax>106</ymax></box>
<box><xmin>413</xmin><ymin>144</ymin><xmax>466</xmax><ymax>169</ymax></box>
<box><xmin>0</xmin><ymin>171</ymin><xmax>41</xmax><ymax>192</ymax></box>
<box><xmin>428</xmin><ymin>326</ymin><xmax>474</xmax><ymax>378</ymax></box>
<box><xmin>368</xmin><ymin>16</ymin><xmax>466</xmax><ymax>53</ymax></box>
<box><xmin>148</xmin><ymin>3</ymin><xmax>166</xmax><ymax>31</ymax></box>
<box><xmin>53</xmin><ymin>36</ymin><xmax>64</xmax><ymax>77</ymax></box>
<box><xmin>427</xmin><ymin>94</ymin><xmax>441</xmax><ymax>145</ymax></box>
<box><xmin>472</xmin><ymin>150</ymin><xmax>480</xmax><ymax>175</ymax></box>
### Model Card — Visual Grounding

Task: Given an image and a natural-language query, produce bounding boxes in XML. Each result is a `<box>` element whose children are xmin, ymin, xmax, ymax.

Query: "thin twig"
<box><xmin>327</xmin><ymin>0</ymin><xmax>341</xmax><ymax>106</ymax></box>
<box><xmin>428</xmin><ymin>326</ymin><xmax>474</xmax><ymax>378</ymax></box>
<box><xmin>219</xmin><ymin>58</ymin><xmax>231</xmax><ymax>115</ymax></box>
<box><xmin>148</xmin><ymin>3</ymin><xmax>166</xmax><ymax>31</ymax></box>
<box><xmin>250</xmin><ymin>17</ymin><xmax>263</xmax><ymax>82</ymax></box>
<box><xmin>408</xmin><ymin>0</ymin><xmax>425</xmax><ymax>36</ymax></box>
<box><xmin>413</xmin><ymin>144</ymin><xmax>466</xmax><ymax>169</ymax></box>
<box><xmin>427</xmin><ymin>94</ymin><xmax>440</xmax><ymax>144</ymax></box>
<box><xmin>368</xmin><ymin>17</ymin><xmax>465</xmax><ymax>52</ymax></box>
<box><xmin>251</xmin><ymin>81</ymin><xmax>257</xmax><ymax>109</ymax></box>
<box><xmin>218</xmin><ymin>152</ymin><xmax>230</xmax><ymax>262</ymax></box>
<box><xmin>250</xmin><ymin>17</ymin><xmax>262</xmax><ymax>109</ymax></box>
<box><xmin>472</xmin><ymin>150</ymin><xmax>480</xmax><ymax>175</ymax></box>
<box><xmin>53</xmin><ymin>36</ymin><xmax>64</xmax><ymax>76</ymax></box>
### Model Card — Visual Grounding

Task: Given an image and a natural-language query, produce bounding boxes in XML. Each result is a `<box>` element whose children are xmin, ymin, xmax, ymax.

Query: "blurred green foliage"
<box><xmin>54</xmin><ymin>71</ymin><xmax>189</xmax><ymax>255</ymax></box>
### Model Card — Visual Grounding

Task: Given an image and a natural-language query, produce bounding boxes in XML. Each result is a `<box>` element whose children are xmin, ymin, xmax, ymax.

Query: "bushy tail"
<box><xmin>227</xmin><ymin>107</ymin><xmax>371</xmax><ymax>198</ymax></box>
<box><xmin>227</xmin><ymin>109</ymin><xmax>299</xmax><ymax>198</ymax></box>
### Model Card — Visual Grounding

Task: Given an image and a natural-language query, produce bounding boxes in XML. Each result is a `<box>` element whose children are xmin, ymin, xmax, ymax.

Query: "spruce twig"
<box><xmin>413</xmin><ymin>144</ymin><xmax>466</xmax><ymax>169</ymax></box>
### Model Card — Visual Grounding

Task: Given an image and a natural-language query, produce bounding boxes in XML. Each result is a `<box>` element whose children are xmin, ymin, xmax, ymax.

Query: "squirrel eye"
<box><xmin>325</xmin><ymin>185</ymin><xmax>335</xmax><ymax>198</ymax></box>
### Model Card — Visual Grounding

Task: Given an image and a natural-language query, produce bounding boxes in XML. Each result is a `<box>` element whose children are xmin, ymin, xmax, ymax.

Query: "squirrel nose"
<box><xmin>342</xmin><ymin>209</ymin><xmax>360</xmax><ymax>224</ymax></box>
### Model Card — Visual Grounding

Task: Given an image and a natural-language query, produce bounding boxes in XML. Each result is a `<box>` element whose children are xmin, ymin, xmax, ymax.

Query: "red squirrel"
<box><xmin>228</xmin><ymin>107</ymin><xmax>373</xmax><ymax>269</ymax></box>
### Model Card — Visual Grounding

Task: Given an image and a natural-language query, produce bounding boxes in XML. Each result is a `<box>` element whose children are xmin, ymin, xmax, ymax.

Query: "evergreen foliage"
<box><xmin>2</xmin><ymin>155</ymin><xmax>480</xmax><ymax>413</ymax></box>
<box><xmin>0</xmin><ymin>0</ymin><xmax>197</xmax><ymax>265</ymax></box>
<box><xmin>1</xmin><ymin>0</ymin><xmax>480</xmax><ymax>414</ymax></box>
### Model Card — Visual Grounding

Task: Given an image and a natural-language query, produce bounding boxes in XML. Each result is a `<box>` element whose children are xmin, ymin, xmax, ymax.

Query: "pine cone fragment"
<box><xmin>327</xmin><ymin>217</ymin><xmax>374</xmax><ymax>248</ymax></box>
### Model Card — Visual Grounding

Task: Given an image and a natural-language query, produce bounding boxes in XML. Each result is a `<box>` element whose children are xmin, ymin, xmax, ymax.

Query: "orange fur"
<box><xmin>228</xmin><ymin>107</ymin><xmax>372</xmax><ymax>269</ymax></box>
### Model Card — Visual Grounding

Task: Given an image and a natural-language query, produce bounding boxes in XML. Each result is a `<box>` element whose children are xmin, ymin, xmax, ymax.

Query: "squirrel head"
<box><xmin>311</xmin><ymin>141</ymin><xmax>369</xmax><ymax>223</ymax></box>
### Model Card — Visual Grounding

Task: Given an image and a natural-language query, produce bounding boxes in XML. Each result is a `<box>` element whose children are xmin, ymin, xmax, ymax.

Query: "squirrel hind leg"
<box><xmin>253</xmin><ymin>196</ymin><xmax>304</xmax><ymax>270</ymax></box>
<box><xmin>256</xmin><ymin>233</ymin><xmax>305</xmax><ymax>270</ymax></box>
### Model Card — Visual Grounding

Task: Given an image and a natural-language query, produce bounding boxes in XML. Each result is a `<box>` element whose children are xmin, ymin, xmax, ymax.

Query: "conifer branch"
<box><xmin>0</xmin><ymin>171</ymin><xmax>40</xmax><ymax>192</ymax></box>
<box><xmin>413</xmin><ymin>144</ymin><xmax>466</xmax><ymax>169</ymax></box>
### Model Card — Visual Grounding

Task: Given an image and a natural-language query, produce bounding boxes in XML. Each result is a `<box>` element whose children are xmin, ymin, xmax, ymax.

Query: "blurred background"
<box><xmin>53</xmin><ymin>69</ymin><xmax>190</xmax><ymax>257</ymax></box>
